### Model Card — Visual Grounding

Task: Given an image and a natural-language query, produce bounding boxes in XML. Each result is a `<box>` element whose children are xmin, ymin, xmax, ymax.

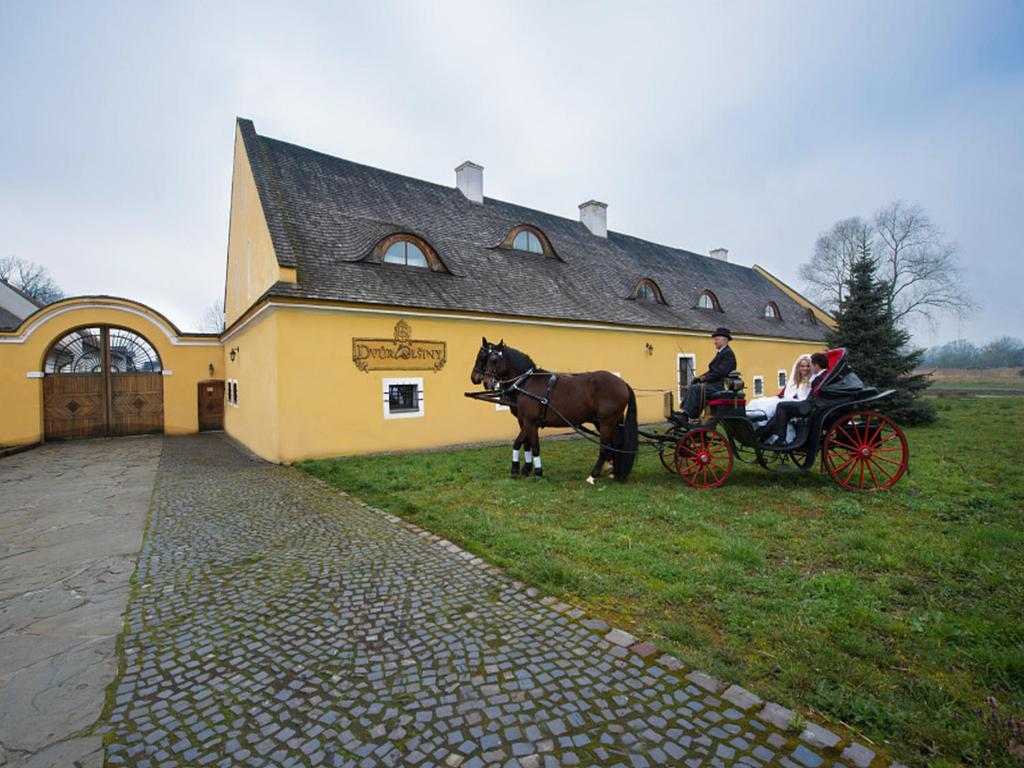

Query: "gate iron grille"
<box><xmin>45</xmin><ymin>327</ymin><xmax>162</xmax><ymax>374</ymax></box>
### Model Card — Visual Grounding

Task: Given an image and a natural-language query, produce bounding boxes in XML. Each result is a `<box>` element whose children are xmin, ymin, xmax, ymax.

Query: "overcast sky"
<box><xmin>2</xmin><ymin>1</ymin><xmax>1021</xmax><ymax>344</ymax></box>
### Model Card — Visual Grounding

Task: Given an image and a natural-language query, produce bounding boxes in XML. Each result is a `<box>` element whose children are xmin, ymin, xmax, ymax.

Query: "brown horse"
<box><xmin>474</xmin><ymin>338</ymin><xmax>638</xmax><ymax>482</ymax></box>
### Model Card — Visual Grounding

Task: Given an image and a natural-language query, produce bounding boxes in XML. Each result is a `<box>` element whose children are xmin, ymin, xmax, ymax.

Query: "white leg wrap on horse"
<box><xmin>525</xmin><ymin>450</ymin><xmax>533</xmax><ymax>463</ymax></box>
<box><xmin>512</xmin><ymin>449</ymin><xmax>519</xmax><ymax>463</ymax></box>
<box><xmin>533</xmin><ymin>456</ymin><xmax>542</xmax><ymax>469</ymax></box>
<box><xmin>586</xmin><ymin>476</ymin><xmax>595</xmax><ymax>485</ymax></box>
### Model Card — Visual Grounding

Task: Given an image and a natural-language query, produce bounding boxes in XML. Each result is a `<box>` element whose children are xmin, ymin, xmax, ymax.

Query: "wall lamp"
<box><xmin>229</xmin><ymin>346</ymin><xmax>239</xmax><ymax>362</ymax></box>
<box><xmin>208</xmin><ymin>363</ymin><xmax>215</xmax><ymax>377</ymax></box>
<box><xmin>645</xmin><ymin>342</ymin><xmax>654</xmax><ymax>356</ymax></box>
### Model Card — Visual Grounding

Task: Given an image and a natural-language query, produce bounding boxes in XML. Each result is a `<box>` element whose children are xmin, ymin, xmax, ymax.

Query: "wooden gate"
<box><xmin>197</xmin><ymin>380</ymin><xmax>225</xmax><ymax>431</ymax></box>
<box><xmin>43</xmin><ymin>326</ymin><xmax>165</xmax><ymax>440</ymax></box>
<box><xmin>43</xmin><ymin>374</ymin><xmax>107</xmax><ymax>440</ymax></box>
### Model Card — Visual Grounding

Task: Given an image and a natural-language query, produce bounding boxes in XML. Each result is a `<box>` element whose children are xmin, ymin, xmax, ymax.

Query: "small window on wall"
<box><xmin>753</xmin><ymin>376</ymin><xmax>764</xmax><ymax>397</ymax></box>
<box><xmin>383</xmin><ymin>377</ymin><xmax>424</xmax><ymax>420</ymax></box>
<box><xmin>226</xmin><ymin>379</ymin><xmax>238</xmax><ymax>407</ymax></box>
<box><xmin>677</xmin><ymin>354</ymin><xmax>696</xmax><ymax>407</ymax></box>
<box><xmin>778</xmin><ymin>370</ymin><xmax>787</xmax><ymax>389</ymax></box>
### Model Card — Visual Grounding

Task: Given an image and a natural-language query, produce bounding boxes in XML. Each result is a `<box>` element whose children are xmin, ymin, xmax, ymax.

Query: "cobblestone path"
<box><xmin>102</xmin><ymin>435</ymin><xmax>882</xmax><ymax>767</ymax></box>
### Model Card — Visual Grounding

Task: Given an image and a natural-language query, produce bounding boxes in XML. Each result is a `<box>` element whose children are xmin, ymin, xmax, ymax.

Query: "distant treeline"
<box><xmin>921</xmin><ymin>337</ymin><xmax>1024</xmax><ymax>368</ymax></box>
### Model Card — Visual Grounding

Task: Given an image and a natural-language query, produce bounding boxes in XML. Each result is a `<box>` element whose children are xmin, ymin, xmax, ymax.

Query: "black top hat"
<box><xmin>711</xmin><ymin>327</ymin><xmax>733</xmax><ymax>340</ymax></box>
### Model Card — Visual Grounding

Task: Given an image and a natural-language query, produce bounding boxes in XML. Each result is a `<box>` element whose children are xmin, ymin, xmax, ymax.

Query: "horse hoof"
<box><xmin>522</xmin><ymin>467</ymin><xmax>533</xmax><ymax>477</ymax></box>
<box><xmin>586</xmin><ymin>476</ymin><xmax>595</xmax><ymax>485</ymax></box>
<box><xmin>533</xmin><ymin>469</ymin><xmax>543</xmax><ymax>478</ymax></box>
<box><xmin>511</xmin><ymin>464</ymin><xmax>520</xmax><ymax>476</ymax></box>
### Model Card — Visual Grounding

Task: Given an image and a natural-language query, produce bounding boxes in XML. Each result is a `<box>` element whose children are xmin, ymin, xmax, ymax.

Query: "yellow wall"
<box><xmin>224</xmin><ymin>124</ymin><xmax>295</xmax><ymax>327</ymax></box>
<box><xmin>222</xmin><ymin>312</ymin><xmax>280</xmax><ymax>462</ymax></box>
<box><xmin>0</xmin><ymin>298</ymin><xmax>222</xmax><ymax>447</ymax></box>
<box><xmin>221</xmin><ymin>301</ymin><xmax>826</xmax><ymax>463</ymax></box>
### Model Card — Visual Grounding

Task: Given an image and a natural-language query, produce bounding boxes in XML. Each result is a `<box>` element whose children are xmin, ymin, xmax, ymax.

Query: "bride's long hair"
<box><xmin>790</xmin><ymin>354</ymin><xmax>813</xmax><ymax>389</ymax></box>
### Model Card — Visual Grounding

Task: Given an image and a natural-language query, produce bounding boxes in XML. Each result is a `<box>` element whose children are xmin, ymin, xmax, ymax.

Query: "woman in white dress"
<box><xmin>746</xmin><ymin>354</ymin><xmax>813</xmax><ymax>426</ymax></box>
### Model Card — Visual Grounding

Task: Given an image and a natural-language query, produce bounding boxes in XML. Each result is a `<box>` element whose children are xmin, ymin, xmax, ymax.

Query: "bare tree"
<box><xmin>198</xmin><ymin>298</ymin><xmax>225</xmax><ymax>333</ymax></box>
<box><xmin>799</xmin><ymin>202</ymin><xmax>972</xmax><ymax>328</ymax></box>
<box><xmin>0</xmin><ymin>256</ymin><xmax>65</xmax><ymax>305</ymax></box>
<box><xmin>799</xmin><ymin>217</ymin><xmax>872</xmax><ymax>310</ymax></box>
<box><xmin>873</xmin><ymin>201</ymin><xmax>973</xmax><ymax>326</ymax></box>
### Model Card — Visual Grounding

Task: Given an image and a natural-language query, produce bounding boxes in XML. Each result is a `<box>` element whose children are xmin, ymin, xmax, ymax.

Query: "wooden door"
<box><xmin>197</xmin><ymin>380</ymin><xmax>225</xmax><ymax>431</ymax></box>
<box><xmin>43</xmin><ymin>374</ymin><xmax>107</xmax><ymax>440</ymax></box>
<box><xmin>110</xmin><ymin>373</ymin><xmax>164</xmax><ymax>435</ymax></box>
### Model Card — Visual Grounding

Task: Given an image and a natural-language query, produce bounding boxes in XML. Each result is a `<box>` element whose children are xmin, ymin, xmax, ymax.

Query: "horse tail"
<box><xmin>613</xmin><ymin>386</ymin><xmax>639</xmax><ymax>481</ymax></box>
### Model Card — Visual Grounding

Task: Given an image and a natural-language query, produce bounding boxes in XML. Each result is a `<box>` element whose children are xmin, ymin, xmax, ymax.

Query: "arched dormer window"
<box><xmin>371</xmin><ymin>234</ymin><xmax>447</xmax><ymax>272</ymax></box>
<box><xmin>801</xmin><ymin>307</ymin><xmax>818</xmax><ymax>325</ymax></box>
<box><xmin>631</xmin><ymin>278</ymin><xmax>665</xmax><ymax>304</ymax></box>
<box><xmin>500</xmin><ymin>225</ymin><xmax>556</xmax><ymax>258</ymax></box>
<box><xmin>763</xmin><ymin>302</ymin><xmax>781</xmax><ymax>320</ymax></box>
<box><xmin>696</xmin><ymin>290</ymin><xmax>722</xmax><ymax>311</ymax></box>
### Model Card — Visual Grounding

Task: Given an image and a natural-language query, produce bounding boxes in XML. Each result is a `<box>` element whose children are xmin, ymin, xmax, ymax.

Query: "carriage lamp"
<box><xmin>645</xmin><ymin>342</ymin><xmax>654</xmax><ymax>356</ymax></box>
<box><xmin>208</xmin><ymin>363</ymin><xmax>215</xmax><ymax>377</ymax></box>
<box><xmin>229</xmin><ymin>347</ymin><xmax>238</xmax><ymax>362</ymax></box>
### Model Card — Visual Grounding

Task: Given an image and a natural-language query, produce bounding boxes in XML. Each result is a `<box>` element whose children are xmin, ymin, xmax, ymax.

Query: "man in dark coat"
<box><xmin>764</xmin><ymin>351</ymin><xmax>830</xmax><ymax>444</ymax></box>
<box><xmin>679</xmin><ymin>327</ymin><xmax>737</xmax><ymax>419</ymax></box>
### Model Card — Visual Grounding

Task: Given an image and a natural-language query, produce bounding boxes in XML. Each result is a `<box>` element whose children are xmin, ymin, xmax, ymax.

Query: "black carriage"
<box><xmin>649</xmin><ymin>348</ymin><xmax>909</xmax><ymax>491</ymax></box>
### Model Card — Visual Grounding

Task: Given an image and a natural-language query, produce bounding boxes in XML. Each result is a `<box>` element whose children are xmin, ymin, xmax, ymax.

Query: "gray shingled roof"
<box><xmin>238</xmin><ymin>118</ymin><xmax>826</xmax><ymax>341</ymax></box>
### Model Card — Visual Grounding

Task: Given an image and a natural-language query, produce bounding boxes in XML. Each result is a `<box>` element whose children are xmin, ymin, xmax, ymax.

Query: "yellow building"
<box><xmin>0</xmin><ymin>118</ymin><xmax>832</xmax><ymax>461</ymax></box>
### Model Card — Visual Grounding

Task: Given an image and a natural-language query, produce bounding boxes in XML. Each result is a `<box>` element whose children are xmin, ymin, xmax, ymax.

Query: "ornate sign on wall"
<box><xmin>352</xmin><ymin>320</ymin><xmax>447</xmax><ymax>372</ymax></box>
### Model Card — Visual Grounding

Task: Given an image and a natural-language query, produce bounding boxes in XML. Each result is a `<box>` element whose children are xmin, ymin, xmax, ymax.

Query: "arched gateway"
<box><xmin>43</xmin><ymin>326</ymin><xmax>165</xmax><ymax>439</ymax></box>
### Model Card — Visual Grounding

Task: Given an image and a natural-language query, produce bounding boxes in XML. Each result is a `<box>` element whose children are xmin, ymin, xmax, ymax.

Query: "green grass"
<box><xmin>300</xmin><ymin>398</ymin><xmax>1024</xmax><ymax>767</ymax></box>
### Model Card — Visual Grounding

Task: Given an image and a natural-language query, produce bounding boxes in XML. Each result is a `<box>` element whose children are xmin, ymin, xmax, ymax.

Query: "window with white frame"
<box><xmin>753</xmin><ymin>376</ymin><xmax>764</xmax><ymax>397</ymax></box>
<box><xmin>676</xmin><ymin>354</ymin><xmax>696</xmax><ymax>407</ymax></box>
<box><xmin>778</xmin><ymin>370</ymin><xmax>787</xmax><ymax>389</ymax></box>
<box><xmin>226</xmin><ymin>379</ymin><xmax>239</xmax><ymax>407</ymax></box>
<box><xmin>383</xmin><ymin>377</ymin><xmax>424</xmax><ymax>419</ymax></box>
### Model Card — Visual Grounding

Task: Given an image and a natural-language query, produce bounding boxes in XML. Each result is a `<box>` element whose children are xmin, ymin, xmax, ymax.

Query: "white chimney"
<box><xmin>709</xmin><ymin>247</ymin><xmax>728</xmax><ymax>262</ymax></box>
<box><xmin>455</xmin><ymin>161</ymin><xmax>483</xmax><ymax>204</ymax></box>
<box><xmin>579</xmin><ymin>200</ymin><xmax>608</xmax><ymax>238</ymax></box>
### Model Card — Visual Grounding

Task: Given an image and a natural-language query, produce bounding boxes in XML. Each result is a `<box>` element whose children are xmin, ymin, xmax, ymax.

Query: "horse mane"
<box><xmin>503</xmin><ymin>346</ymin><xmax>540</xmax><ymax>375</ymax></box>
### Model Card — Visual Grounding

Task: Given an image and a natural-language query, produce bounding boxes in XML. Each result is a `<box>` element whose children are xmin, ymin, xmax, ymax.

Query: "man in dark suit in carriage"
<box><xmin>678</xmin><ymin>327</ymin><xmax>737</xmax><ymax>421</ymax></box>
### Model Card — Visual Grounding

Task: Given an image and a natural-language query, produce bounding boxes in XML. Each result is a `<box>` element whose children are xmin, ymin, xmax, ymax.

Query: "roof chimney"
<box><xmin>579</xmin><ymin>200</ymin><xmax>608</xmax><ymax>238</ymax></box>
<box><xmin>455</xmin><ymin>161</ymin><xmax>483</xmax><ymax>204</ymax></box>
<box><xmin>709</xmin><ymin>247</ymin><xmax>728</xmax><ymax>262</ymax></box>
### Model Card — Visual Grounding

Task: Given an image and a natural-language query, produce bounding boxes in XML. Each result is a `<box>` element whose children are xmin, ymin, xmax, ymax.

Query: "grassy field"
<box><xmin>922</xmin><ymin>367</ymin><xmax>1024</xmax><ymax>394</ymax></box>
<box><xmin>301</xmin><ymin>398</ymin><xmax>1024</xmax><ymax>767</ymax></box>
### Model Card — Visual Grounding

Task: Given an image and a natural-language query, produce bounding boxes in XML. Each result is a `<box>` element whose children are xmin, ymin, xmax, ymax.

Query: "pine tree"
<box><xmin>826</xmin><ymin>240</ymin><xmax>936</xmax><ymax>425</ymax></box>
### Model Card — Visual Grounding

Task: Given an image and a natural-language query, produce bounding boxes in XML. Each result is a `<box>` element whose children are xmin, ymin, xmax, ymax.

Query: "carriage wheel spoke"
<box><xmin>865</xmin><ymin>459</ymin><xmax>881</xmax><ymax>489</ymax></box>
<box><xmin>867</xmin><ymin>456</ymin><xmax>897</xmax><ymax>483</ymax></box>
<box><xmin>829</xmin><ymin>450</ymin><xmax>859</xmax><ymax>475</ymax></box>
<box><xmin>870</xmin><ymin>454</ymin><xmax>904</xmax><ymax>467</ymax></box>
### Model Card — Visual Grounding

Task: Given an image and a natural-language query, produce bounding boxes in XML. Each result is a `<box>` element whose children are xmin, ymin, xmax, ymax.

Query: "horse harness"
<box><xmin>500</xmin><ymin>368</ymin><xmax>559</xmax><ymax>422</ymax></box>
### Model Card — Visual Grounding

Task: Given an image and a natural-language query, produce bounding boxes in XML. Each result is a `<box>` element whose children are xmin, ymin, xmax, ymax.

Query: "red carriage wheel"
<box><xmin>823</xmin><ymin>411</ymin><xmax>908</xmax><ymax>492</ymax></box>
<box><xmin>675</xmin><ymin>428</ymin><xmax>733</xmax><ymax>488</ymax></box>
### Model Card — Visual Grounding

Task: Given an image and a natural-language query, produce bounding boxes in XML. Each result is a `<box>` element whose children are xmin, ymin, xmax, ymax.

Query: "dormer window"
<box><xmin>696</xmin><ymin>290</ymin><xmax>722</xmax><ymax>311</ymax></box>
<box><xmin>500</xmin><ymin>225</ymin><xmax>556</xmax><ymax>258</ymax></box>
<box><xmin>763</xmin><ymin>302</ymin><xmax>781</xmax><ymax>320</ymax></box>
<box><xmin>513</xmin><ymin>230</ymin><xmax>543</xmax><ymax>254</ymax></box>
<box><xmin>631</xmin><ymin>278</ymin><xmax>665</xmax><ymax>304</ymax></box>
<box><xmin>371</xmin><ymin>234</ymin><xmax>447</xmax><ymax>272</ymax></box>
<box><xmin>385</xmin><ymin>240</ymin><xmax>428</xmax><ymax>268</ymax></box>
<box><xmin>801</xmin><ymin>307</ymin><xmax>818</xmax><ymax>325</ymax></box>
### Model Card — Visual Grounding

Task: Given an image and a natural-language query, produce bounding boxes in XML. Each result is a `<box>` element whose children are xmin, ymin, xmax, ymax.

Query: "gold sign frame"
<box><xmin>352</xmin><ymin>320</ymin><xmax>447</xmax><ymax>373</ymax></box>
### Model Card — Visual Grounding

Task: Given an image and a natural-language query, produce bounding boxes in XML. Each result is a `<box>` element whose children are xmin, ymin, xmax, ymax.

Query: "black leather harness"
<box><xmin>502</xmin><ymin>368</ymin><xmax>558</xmax><ymax>421</ymax></box>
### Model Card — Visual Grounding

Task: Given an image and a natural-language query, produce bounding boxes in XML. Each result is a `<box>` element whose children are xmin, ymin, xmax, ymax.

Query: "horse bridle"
<box><xmin>472</xmin><ymin>343</ymin><xmax>497</xmax><ymax>380</ymax></box>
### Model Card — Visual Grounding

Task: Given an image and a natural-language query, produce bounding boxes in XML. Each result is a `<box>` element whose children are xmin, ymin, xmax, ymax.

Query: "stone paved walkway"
<box><xmin>0</xmin><ymin>436</ymin><xmax>162</xmax><ymax>768</ymax></box>
<box><xmin>100</xmin><ymin>435</ymin><xmax>885</xmax><ymax>767</ymax></box>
